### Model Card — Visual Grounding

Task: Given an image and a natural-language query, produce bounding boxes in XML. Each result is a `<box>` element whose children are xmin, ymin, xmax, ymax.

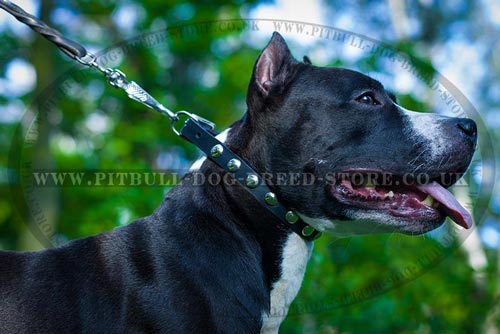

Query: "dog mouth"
<box><xmin>330</xmin><ymin>171</ymin><xmax>472</xmax><ymax>229</ymax></box>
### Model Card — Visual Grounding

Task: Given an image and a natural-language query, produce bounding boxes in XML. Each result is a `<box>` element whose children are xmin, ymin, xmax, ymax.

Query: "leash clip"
<box><xmin>101</xmin><ymin>68</ymin><xmax>179</xmax><ymax>121</ymax></box>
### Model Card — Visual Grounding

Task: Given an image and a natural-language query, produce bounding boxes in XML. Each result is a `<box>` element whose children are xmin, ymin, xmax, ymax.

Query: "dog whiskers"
<box><xmin>408</xmin><ymin>147</ymin><xmax>431</xmax><ymax>169</ymax></box>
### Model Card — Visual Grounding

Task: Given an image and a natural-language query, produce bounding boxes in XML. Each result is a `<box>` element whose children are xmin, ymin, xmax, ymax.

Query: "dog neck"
<box><xmin>189</xmin><ymin>167</ymin><xmax>312</xmax><ymax>333</ymax></box>
<box><xmin>186</xmin><ymin>123</ymin><xmax>313</xmax><ymax>334</ymax></box>
<box><xmin>185</xmin><ymin>127</ymin><xmax>313</xmax><ymax>333</ymax></box>
<box><xmin>220</xmin><ymin>165</ymin><xmax>313</xmax><ymax>332</ymax></box>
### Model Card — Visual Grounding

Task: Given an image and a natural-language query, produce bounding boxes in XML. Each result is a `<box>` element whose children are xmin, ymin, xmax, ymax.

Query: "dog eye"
<box><xmin>356</xmin><ymin>92</ymin><xmax>380</xmax><ymax>105</ymax></box>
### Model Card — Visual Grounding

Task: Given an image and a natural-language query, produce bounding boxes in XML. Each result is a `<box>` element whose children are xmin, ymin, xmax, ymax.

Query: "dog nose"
<box><xmin>456</xmin><ymin>118</ymin><xmax>477</xmax><ymax>140</ymax></box>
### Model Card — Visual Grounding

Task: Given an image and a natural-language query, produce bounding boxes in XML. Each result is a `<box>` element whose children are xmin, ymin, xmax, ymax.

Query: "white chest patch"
<box><xmin>260</xmin><ymin>233</ymin><xmax>312</xmax><ymax>334</ymax></box>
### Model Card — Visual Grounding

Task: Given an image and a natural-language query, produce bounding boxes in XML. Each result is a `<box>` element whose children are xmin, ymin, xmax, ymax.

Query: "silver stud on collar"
<box><xmin>264</xmin><ymin>192</ymin><xmax>278</xmax><ymax>206</ymax></box>
<box><xmin>302</xmin><ymin>225</ymin><xmax>315</xmax><ymax>237</ymax></box>
<box><xmin>245</xmin><ymin>174</ymin><xmax>259</xmax><ymax>188</ymax></box>
<box><xmin>210</xmin><ymin>144</ymin><xmax>223</xmax><ymax>158</ymax></box>
<box><xmin>227</xmin><ymin>158</ymin><xmax>241</xmax><ymax>172</ymax></box>
<box><xmin>285</xmin><ymin>211</ymin><xmax>299</xmax><ymax>224</ymax></box>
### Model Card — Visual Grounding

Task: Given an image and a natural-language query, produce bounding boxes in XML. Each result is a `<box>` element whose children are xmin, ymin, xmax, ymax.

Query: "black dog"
<box><xmin>0</xmin><ymin>33</ymin><xmax>476</xmax><ymax>334</ymax></box>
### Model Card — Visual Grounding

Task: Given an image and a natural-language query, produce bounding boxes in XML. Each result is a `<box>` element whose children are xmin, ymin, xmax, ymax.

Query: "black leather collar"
<box><xmin>180</xmin><ymin>118</ymin><xmax>322</xmax><ymax>242</ymax></box>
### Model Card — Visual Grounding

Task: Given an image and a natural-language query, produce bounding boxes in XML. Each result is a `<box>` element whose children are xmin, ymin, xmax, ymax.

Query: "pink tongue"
<box><xmin>417</xmin><ymin>181</ymin><xmax>473</xmax><ymax>229</ymax></box>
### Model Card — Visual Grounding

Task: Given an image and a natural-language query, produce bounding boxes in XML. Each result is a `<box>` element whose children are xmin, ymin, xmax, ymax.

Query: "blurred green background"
<box><xmin>1</xmin><ymin>1</ymin><xmax>499</xmax><ymax>333</ymax></box>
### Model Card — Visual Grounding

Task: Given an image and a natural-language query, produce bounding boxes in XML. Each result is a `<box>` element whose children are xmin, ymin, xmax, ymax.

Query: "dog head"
<box><xmin>228</xmin><ymin>32</ymin><xmax>477</xmax><ymax>237</ymax></box>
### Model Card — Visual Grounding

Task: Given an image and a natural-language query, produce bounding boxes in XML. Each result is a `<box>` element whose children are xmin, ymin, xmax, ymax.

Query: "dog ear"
<box><xmin>247</xmin><ymin>32</ymin><xmax>298</xmax><ymax>112</ymax></box>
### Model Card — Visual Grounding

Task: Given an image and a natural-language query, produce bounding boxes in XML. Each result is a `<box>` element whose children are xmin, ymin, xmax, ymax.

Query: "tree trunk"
<box><xmin>19</xmin><ymin>0</ymin><xmax>59</xmax><ymax>251</ymax></box>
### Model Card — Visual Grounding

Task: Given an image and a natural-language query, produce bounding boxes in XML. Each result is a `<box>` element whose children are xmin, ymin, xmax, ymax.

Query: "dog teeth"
<box><xmin>421</xmin><ymin>195</ymin><xmax>434</xmax><ymax>206</ymax></box>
